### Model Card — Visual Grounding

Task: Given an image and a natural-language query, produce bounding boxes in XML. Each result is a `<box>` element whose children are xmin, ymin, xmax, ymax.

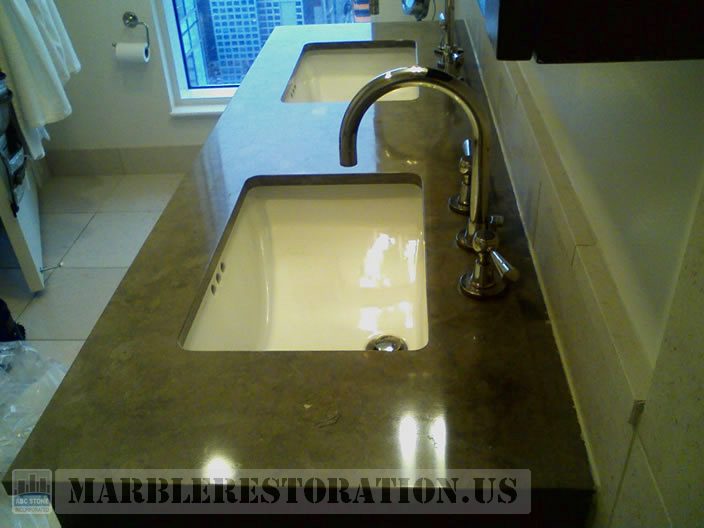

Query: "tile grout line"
<box><xmin>22</xmin><ymin>176</ymin><xmax>119</xmax><ymax>317</ymax></box>
<box><xmin>44</xmin><ymin>210</ymin><xmax>96</xmax><ymax>276</ymax></box>
<box><xmin>23</xmin><ymin>212</ymin><xmax>98</xmax><ymax>302</ymax></box>
<box><xmin>54</xmin><ymin>175</ymin><xmax>166</xmax><ymax>269</ymax></box>
<box><xmin>0</xmin><ymin>174</ymin><xmax>182</xmax><ymax>477</ymax></box>
<box><xmin>10</xmin><ymin>175</ymin><xmax>178</xmax><ymax>331</ymax></box>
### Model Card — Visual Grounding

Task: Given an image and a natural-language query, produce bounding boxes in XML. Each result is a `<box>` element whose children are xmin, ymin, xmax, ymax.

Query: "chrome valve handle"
<box><xmin>489</xmin><ymin>249</ymin><xmax>519</xmax><ymax>282</ymax></box>
<box><xmin>459</xmin><ymin>228</ymin><xmax>519</xmax><ymax>298</ymax></box>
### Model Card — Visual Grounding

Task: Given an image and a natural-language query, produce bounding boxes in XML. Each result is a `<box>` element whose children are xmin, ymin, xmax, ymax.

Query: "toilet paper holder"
<box><xmin>112</xmin><ymin>11</ymin><xmax>150</xmax><ymax>51</ymax></box>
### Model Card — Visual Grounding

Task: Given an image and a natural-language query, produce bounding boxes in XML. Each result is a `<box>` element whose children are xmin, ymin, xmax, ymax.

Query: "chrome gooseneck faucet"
<box><xmin>339</xmin><ymin>66</ymin><xmax>519</xmax><ymax>298</ymax></box>
<box><xmin>340</xmin><ymin>66</ymin><xmax>488</xmax><ymax>236</ymax></box>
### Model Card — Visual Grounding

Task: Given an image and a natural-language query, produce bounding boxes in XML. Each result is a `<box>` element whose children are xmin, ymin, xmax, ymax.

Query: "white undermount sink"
<box><xmin>282</xmin><ymin>41</ymin><xmax>419</xmax><ymax>103</ymax></box>
<box><xmin>181</xmin><ymin>180</ymin><xmax>428</xmax><ymax>351</ymax></box>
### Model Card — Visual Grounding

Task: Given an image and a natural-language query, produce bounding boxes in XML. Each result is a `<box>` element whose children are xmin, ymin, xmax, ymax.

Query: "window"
<box><xmin>153</xmin><ymin>0</ymin><xmax>363</xmax><ymax>115</ymax></box>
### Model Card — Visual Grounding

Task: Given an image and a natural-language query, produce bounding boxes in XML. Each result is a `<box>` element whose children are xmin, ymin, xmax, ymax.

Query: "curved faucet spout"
<box><xmin>339</xmin><ymin>66</ymin><xmax>491</xmax><ymax>233</ymax></box>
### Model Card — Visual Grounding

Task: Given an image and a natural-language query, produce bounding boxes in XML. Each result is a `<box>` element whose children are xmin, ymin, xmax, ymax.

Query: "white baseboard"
<box><xmin>45</xmin><ymin>145</ymin><xmax>201</xmax><ymax>178</ymax></box>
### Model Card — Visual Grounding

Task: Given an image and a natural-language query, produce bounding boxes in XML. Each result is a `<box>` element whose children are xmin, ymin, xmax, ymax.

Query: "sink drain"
<box><xmin>366</xmin><ymin>335</ymin><xmax>408</xmax><ymax>352</ymax></box>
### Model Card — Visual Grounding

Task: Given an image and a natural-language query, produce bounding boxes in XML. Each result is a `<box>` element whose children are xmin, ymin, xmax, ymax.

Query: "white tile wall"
<box><xmin>637</xmin><ymin>186</ymin><xmax>704</xmax><ymax>528</ymax></box>
<box><xmin>510</xmin><ymin>63</ymin><xmax>596</xmax><ymax>248</ymax></box>
<box><xmin>532</xmin><ymin>181</ymin><xmax>635</xmax><ymax>527</ymax></box>
<box><xmin>570</xmin><ymin>250</ymin><xmax>637</xmax><ymax>526</ymax></box>
<box><xmin>459</xmin><ymin>3</ymin><xmax>664</xmax><ymax>525</ymax></box>
<box><xmin>577</xmin><ymin>244</ymin><xmax>652</xmax><ymax>399</ymax></box>
<box><xmin>496</xmin><ymin>69</ymin><xmax>543</xmax><ymax>240</ymax></box>
<box><xmin>610</xmin><ymin>438</ymin><xmax>671</xmax><ymax>528</ymax></box>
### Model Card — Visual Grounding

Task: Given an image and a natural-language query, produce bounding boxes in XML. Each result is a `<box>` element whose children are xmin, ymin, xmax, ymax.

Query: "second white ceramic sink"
<box><xmin>282</xmin><ymin>41</ymin><xmax>419</xmax><ymax>103</ymax></box>
<box><xmin>182</xmin><ymin>181</ymin><xmax>428</xmax><ymax>351</ymax></box>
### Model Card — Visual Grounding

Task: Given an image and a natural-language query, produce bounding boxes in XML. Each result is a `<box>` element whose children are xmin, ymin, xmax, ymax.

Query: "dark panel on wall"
<box><xmin>476</xmin><ymin>0</ymin><xmax>704</xmax><ymax>63</ymax></box>
<box><xmin>534</xmin><ymin>1</ymin><xmax>704</xmax><ymax>63</ymax></box>
<box><xmin>478</xmin><ymin>0</ymin><xmax>535</xmax><ymax>60</ymax></box>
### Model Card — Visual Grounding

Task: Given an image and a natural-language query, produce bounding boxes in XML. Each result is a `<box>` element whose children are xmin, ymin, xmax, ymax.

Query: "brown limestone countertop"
<box><xmin>5</xmin><ymin>22</ymin><xmax>592</xmax><ymax>496</ymax></box>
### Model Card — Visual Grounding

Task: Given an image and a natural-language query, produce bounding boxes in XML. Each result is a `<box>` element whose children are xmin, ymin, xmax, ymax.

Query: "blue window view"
<box><xmin>172</xmin><ymin>0</ymin><xmax>360</xmax><ymax>88</ymax></box>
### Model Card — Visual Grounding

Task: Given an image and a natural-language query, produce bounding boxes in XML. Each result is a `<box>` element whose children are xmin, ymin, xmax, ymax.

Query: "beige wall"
<box><xmin>519</xmin><ymin>59</ymin><xmax>704</xmax><ymax>365</ymax></box>
<box><xmin>47</xmin><ymin>0</ymin><xmax>412</xmax><ymax>153</ymax></box>
<box><xmin>44</xmin><ymin>1</ymin><xmax>415</xmax><ymax>175</ymax></box>
<box><xmin>48</xmin><ymin>0</ymin><xmax>218</xmax><ymax>151</ymax></box>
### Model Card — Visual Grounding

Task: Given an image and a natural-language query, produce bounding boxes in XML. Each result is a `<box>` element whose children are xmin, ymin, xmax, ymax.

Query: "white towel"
<box><xmin>0</xmin><ymin>0</ymin><xmax>80</xmax><ymax>159</ymax></box>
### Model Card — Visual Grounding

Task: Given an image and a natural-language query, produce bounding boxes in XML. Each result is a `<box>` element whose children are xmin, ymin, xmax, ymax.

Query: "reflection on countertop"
<box><xmin>5</xmin><ymin>21</ymin><xmax>593</xmax><ymax>524</ymax></box>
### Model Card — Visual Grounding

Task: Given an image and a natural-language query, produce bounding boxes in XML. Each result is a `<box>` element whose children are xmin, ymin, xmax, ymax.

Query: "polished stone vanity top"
<box><xmin>5</xmin><ymin>22</ymin><xmax>592</xmax><ymax>494</ymax></box>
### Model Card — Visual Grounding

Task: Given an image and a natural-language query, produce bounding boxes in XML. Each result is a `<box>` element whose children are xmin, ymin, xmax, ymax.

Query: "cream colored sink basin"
<box><xmin>282</xmin><ymin>41</ymin><xmax>419</xmax><ymax>103</ymax></box>
<box><xmin>181</xmin><ymin>180</ymin><xmax>428</xmax><ymax>351</ymax></box>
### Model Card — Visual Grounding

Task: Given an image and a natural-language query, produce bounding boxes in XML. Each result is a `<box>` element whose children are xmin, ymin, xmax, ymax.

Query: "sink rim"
<box><xmin>281</xmin><ymin>39</ymin><xmax>419</xmax><ymax>104</ymax></box>
<box><xmin>177</xmin><ymin>172</ymin><xmax>429</xmax><ymax>352</ymax></box>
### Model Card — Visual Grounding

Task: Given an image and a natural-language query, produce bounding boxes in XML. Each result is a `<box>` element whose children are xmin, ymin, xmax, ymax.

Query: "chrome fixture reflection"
<box><xmin>400</xmin><ymin>0</ymin><xmax>463</xmax><ymax>73</ymax></box>
<box><xmin>339</xmin><ymin>66</ymin><xmax>519</xmax><ymax>298</ymax></box>
<box><xmin>401</xmin><ymin>0</ymin><xmax>430</xmax><ymax>21</ymax></box>
<box><xmin>448</xmin><ymin>138</ymin><xmax>472</xmax><ymax>215</ymax></box>
<box><xmin>366</xmin><ymin>334</ymin><xmax>408</xmax><ymax>352</ymax></box>
<box><xmin>435</xmin><ymin>0</ymin><xmax>464</xmax><ymax>73</ymax></box>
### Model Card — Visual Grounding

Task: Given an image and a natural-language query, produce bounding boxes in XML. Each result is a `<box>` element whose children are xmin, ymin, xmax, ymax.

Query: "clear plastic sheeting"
<box><xmin>0</xmin><ymin>342</ymin><xmax>66</xmax><ymax>475</ymax></box>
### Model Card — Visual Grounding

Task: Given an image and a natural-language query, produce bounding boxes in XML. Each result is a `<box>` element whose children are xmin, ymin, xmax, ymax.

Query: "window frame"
<box><xmin>151</xmin><ymin>0</ymin><xmax>236</xmax><ymax>117</ymax></box>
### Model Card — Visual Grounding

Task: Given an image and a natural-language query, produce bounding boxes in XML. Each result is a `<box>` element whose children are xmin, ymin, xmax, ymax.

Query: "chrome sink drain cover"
<box><xmin>366</xmin><ymin>335</ymin><xmax>408</xmax><ymax>352</ymax></box>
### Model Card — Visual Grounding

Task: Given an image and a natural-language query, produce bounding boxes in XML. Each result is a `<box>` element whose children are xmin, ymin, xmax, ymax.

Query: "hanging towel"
<box><xmin>0</xmin><ymin>0</ymin><xmax>80</xmax><ymax>159</ymax></box>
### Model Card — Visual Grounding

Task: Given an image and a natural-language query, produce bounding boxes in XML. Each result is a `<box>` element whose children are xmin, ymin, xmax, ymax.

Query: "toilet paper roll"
<box><xmin>114</xmin><ymin>42</ymin><xmax>150</xmax><ymax>64</ymax></box>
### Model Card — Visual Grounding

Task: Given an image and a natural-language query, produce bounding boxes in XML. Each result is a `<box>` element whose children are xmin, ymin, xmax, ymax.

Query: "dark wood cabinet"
<box><xmin>478</xmin><ymin>0</ymin><xmax>704</xmax><ymax>62</ymax></box>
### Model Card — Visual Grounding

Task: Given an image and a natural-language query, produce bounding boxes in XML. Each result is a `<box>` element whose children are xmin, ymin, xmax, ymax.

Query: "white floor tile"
<box><xmin>39</xmin><ymin>213</ymin><xmax>93</xmax><ymax>268</ymax></box>
<box><xmin>62</xmin><ymin>212</ymin><xmax>160</xmax><ymax>268</ymax></box>
<box><xmin>100</xmin><ymin>174</ymin><xmax>183</xmax><ymax>212</ymax></box>
<box><xmin>18</xmin><ymin>267</ymin><xmax>126</xmax><ymax>340</ymax></box>
<box><xmin>25</xmin><ymin>340</ymin><xmax>85</xmax><ymax>370</ymax></box>
<box><xmin>0</xmin><ymin>174</ymin><xmax>178</xmax><ymax>495</ymax></box>
<box><xmin>39</xmin><ymin>175</ymin><xmax>123</xmax><ymax>213</ymax></box>
<box><xmin>0</xmin><ymin>268</ymin><xmax>35</xmax><ymax>318</ymax></box>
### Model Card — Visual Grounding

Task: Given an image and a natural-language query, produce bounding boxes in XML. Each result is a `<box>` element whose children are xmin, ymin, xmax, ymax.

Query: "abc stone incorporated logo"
<box><xmin>12</xmin><ymin>469</ymin><xmax>52</xmax><ymax>514</ymax></box>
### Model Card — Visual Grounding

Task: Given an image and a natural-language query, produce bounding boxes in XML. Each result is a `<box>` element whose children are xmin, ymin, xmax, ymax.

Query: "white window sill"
<box><xmin>169</xmin><ymin>103</ymin><xmax>228</xmax><ymax>117</ymax></box>
<box><xmin>168</xmin><ymin>87</ymin><xmax>236</xmax><ymax>117</ymax></box>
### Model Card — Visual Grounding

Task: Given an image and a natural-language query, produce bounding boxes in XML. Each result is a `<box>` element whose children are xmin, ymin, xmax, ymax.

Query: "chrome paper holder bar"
<box><xmin>120</xmin><ymin>11</ymin><xmax>150</xmax><ymax>50</ymax></box>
